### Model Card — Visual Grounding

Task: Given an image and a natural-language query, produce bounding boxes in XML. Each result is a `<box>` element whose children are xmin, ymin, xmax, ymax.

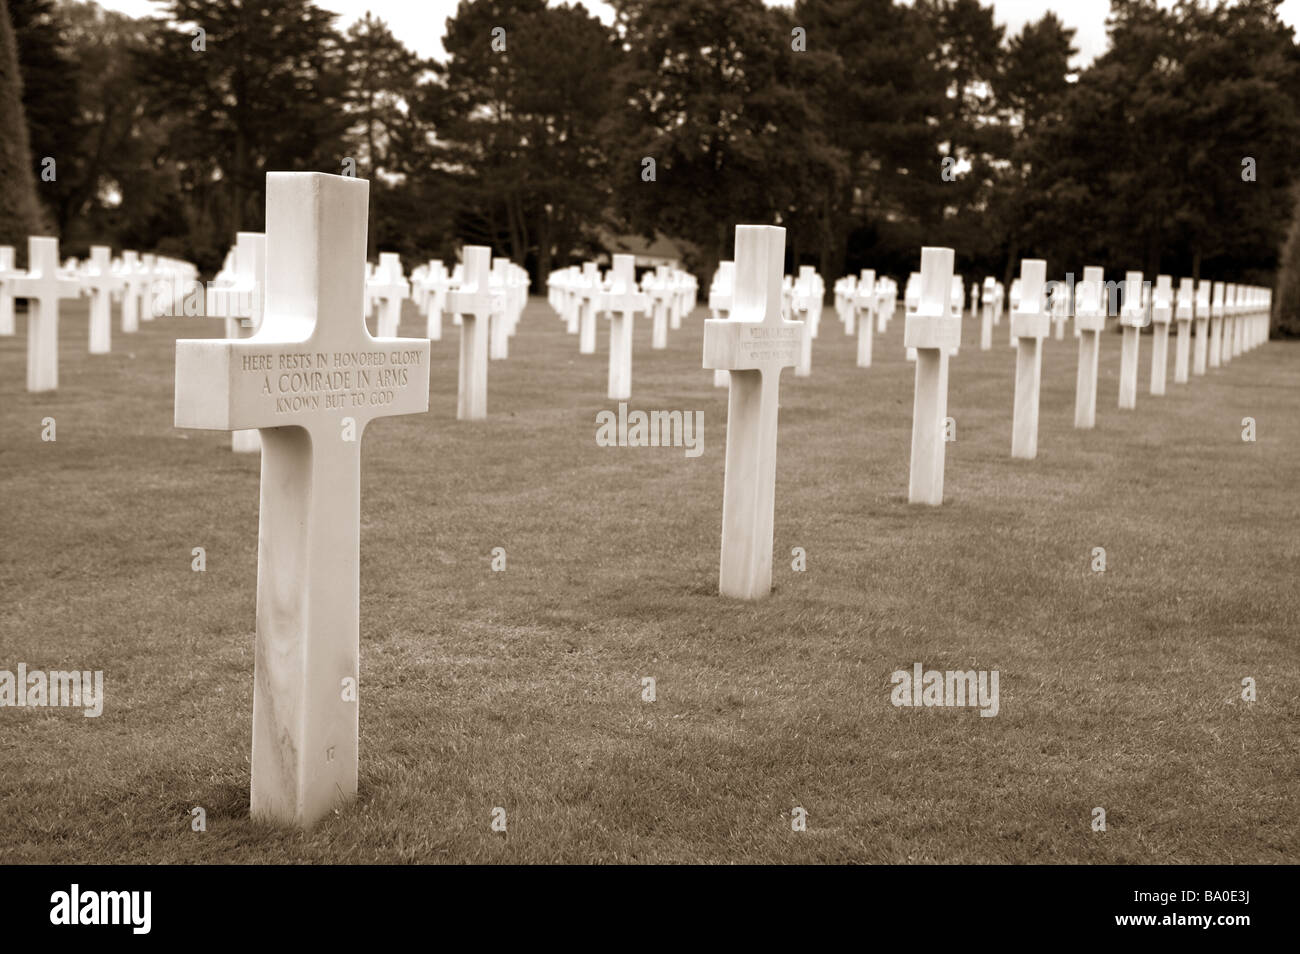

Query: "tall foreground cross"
<box><xmin>703</xmin><ymin>225</ymin><xmax>801</xmax><ymax>599</ymax></box>
<box><xmin>905</xmin><ymin>247</ymin><xmax>957</xmax><ymax>504</ymax></box>
<box><xmin>12</xmin><ymin>237</ymin><xmax>81</xmax><ymax>392</ymax></box>
<box><xmin>174</xmin><ymin>173</ymin><xmax>430</xmax><ymax>827</ymax></box>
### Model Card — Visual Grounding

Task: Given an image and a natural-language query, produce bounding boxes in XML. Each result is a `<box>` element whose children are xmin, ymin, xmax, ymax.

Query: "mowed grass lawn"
<box><xmin>1</xmin><ymin>293</ymin><xmax>1296</xmax><ymax>864</ymax></box>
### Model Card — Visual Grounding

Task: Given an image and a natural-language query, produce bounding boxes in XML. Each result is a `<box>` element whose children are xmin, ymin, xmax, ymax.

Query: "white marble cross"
<box><xmin>450</xmin><ymin>245</ymin><xmax>493</xmax><ymax>420</ymax></box>
<box><xmin>1010</xmin><ymin>259</ymin><xmax>1049</xmax><ymax>458</ymax></box>
<box><xmin>1193</xmin><ymin>279</ymin><xmax>1211</xmax><ymax>375</ymax></box>
<box><xmin>1149</xmin><ymin>275</ymin><xmax>1172</xmax><ymax>395</ymax></box>
<box><xmin>1221</xmin><ymin>284</ymin><xmax>1236</xmax><ymax>365</ymax></box>
<box><xmin>671</xmin><ymin>268</ymin><xmax>692</xmax><ymax>329</ymax></box>
<box><xmin>1208</xmin><ymin>281</ymin><xmax>1224</xmax><ymax>369</ymax></box>
<box><xmin>221</xmin><ymin>233</ymin><xmax>268</xmax><ymax>453</ymax></box>
<box><xmin>11</xmin><ymin>237</ymin><xmax>82</xmax><ymax>392</ymax></box>
<box><xmin>1118</xmin><ymin>271</ymin><xmax>1144</xmax><ymax>409</ymax></box>
<box><xmin>874</xmin><ymin>275</ymin><xmax>892</xmax><ymax>333</ymax></box>
<box><xmin>421</xmin><ymin>259</ymin><xmax>451</xmax><ymax>341</ymax></box>
<box><xmin>646</xmin><ymin>264</ymin><xmax>672</xmax><ymax>350</ymax></box>
<box><xmin>561</xmin><ymin>265</ymin><xmax>581</xmax><ymax>334</ymax></box>
<box><xmin>1173</xmin><ymin>277</ymin><xmax>1194</xmax><ymax>384</ymax></box>
<box><xmin>855</xmin><ymin>269</ymin><xmax>876</xmax><ymax>368</ymax></box>
<box><xmin>836</xmin><ymin>274</ymin><xmax>855</xmax><ymax>327</ymax></box>
<box><xmin>1051</xmin><ymin>280</ymin><xmax>1068</xmax><ymax>340</ymax></box>
<box><xmin>703</xmin><ymin>225</ymin><xmax>801</xmax><ymax>599</ymax></box>
<box><xmin>81</xmin><ymin>245</ymin><xmax>121</xmax><ymax>355</ymax></box>
<box><xmin>174</xmin><ymin>172</ymin><xmax>430</xmax><ymax>828</ymax></box>
<box><xmin>116</xmin><ymin>251</ymin><xmax>145</xmax><ymax>334</ymax></box>
<box><xmin>603</xmin><ymin>254</ymin><xmax>646</xmax><ymax>401</ymax></box>
<box><xmin>979</xmin><ymin>276</ymin><xmax>997</xmax><ymax>350</ymax></box>
<box><xmin>792</xmin><ymin>266</ymin><xmax>818</xmax><ymax>377</ymax></box>
<box><xmin>905</xmin><ymin>247</ymin><xmax>957</xmax><ymax>504</ymax></box>
<box><xmin>1237</xmin><ymin>287</ymin><xmax>1249</xmax><ymax>352</ymax></box>
<box><xmin>708</xmin><ymin>260</ymin><xmax>737</xmax><ymax>387</ymax></box>
<box><xmin>903</xmin><ymin>271</ymin><xmax>923</xmax><ymax>361</ymax></box>
<box><xmin>1008</xmin><ymin>278</ymin><xmax>1023</xmax><ymax>347</ymax></box>
<box><xmin>369</xmin><ymin>252</ymin><xmax>409</xmax><ymax>338</ymax></box>
<box><xmin>1073</xmin><ymin>265</ymin><xmax>1106</xmax><ymax>429</ymax></box>
<box><xmin>577</xmin><ymin>262</ymin><xmax>602</xmax><ymax>354</ymax></box>
<box><xmin>489</xmin><ymin>257</ymin><xmax>513</xmax><ymax>360</ymax></box>
<box><xmin>0</xmin><ymin>246</ymin><xmax>19</xmax><ymax>336</ymax></box>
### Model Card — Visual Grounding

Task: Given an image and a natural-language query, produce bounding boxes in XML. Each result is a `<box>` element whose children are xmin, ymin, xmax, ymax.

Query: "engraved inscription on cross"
<box><xmin>173</xmin><ymin>172</ymin><xmax>430</xmax><ymax>827</ymax></box>
<box><xmin>703</xmin><ymin>225</ymin><xmax>802</xmax><ymax>600</ymax></box>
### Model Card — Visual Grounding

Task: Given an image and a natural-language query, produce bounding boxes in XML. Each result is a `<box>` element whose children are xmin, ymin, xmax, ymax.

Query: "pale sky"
<box><xmin>95</xmin><ymin>0</ymin><xmax>1300</xmax><ymax>68</ymax></box>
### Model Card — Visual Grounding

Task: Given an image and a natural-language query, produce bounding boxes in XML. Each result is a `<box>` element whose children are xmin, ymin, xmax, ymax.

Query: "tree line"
<box><xmin>4</xmin><ymin>0</ymin><xmax>1299</xmax><ymax>331</ymax></box>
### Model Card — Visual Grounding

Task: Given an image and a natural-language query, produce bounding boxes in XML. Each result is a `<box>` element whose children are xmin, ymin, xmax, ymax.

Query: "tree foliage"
<box><xmin>8</xmin><ymin>0</ymin><xmax>1299</xmax><ymax>328</ymax></box>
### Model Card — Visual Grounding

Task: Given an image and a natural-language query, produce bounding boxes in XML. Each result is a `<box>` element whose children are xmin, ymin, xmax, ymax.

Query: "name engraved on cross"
<box><xmin>173</xmin><ymin>172</ymin><xmax>430</xmax><ymax>828</ymax></box>
<box><xmin>1010</xmin><ymin>259</ymin><xmax>1049</xmax><ymax>458</ymax></box>
<box><xmin>1073</xmin><ymin>265</ymin><xmax>1105</xmax><ymax>429</ymax></box>
<box><xmin>703</xmin><ymin>225</ymin><xmax>801</xmax><ymax>599</ymax></box>
<box><xmin>1118</xmin><ymin>270</ymin><xmax>1144</xmax><ymax>409</ymax></box>
<box><xmin>905</xmin><ymin>246</ymin><xmax>957</xmax><ymax>504</ymax></box>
